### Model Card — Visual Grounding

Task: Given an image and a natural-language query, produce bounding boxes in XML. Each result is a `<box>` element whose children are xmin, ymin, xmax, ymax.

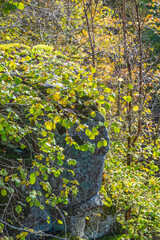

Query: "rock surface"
<box><xmin>50</xmin><ymin>111</ymin><xmax>111</xmax><ymax>238</ymax></box>
<box><xmin>25</xmin><ymin>111</ymin><xmax>111</xmax><ymax>239</ymax></box>
<box><xmin>53</xmin><ymin>111</ymin><xmax>109</xmax><ymax>205</ymax></box>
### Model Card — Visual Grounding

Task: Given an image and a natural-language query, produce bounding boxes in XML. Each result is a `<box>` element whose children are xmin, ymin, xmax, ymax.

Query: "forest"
<box><xmin>0</xmin><ymin>0</ymin><xmax>160</xmax><ymax>240</ymax></box>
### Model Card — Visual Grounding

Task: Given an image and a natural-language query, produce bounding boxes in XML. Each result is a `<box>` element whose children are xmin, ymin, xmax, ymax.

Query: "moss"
<box><xmin>32</xmin><ymin>44</ymin><xmax>54</xmax><ymax>51</ymax></box>
<box><xmin>98</xmin><ymin>234</ymin><xmax>125</xmax><ymax>240</ymax></box>
<box><xmin>70</xmin><ymin>236</ymin><xmax>86</xmax><ymax>240</ymax></box>
<box><xmin>0</xmin><ymin>43</ymin><xmax>31</xmax><ymax>50</ymax></box>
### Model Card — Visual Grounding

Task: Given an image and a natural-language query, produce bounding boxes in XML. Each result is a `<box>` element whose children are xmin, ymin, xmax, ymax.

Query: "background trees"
<box><xmin>0</xmin><ymin>0</ymin><xmax>160</xmax><ymax>239</ymax></box>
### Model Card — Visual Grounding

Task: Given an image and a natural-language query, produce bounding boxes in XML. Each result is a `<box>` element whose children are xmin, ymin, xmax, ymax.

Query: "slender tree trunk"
<box><xmin>82</xmin><ymin>0</ymin><xmax>96</xmax><ymax>67</ymax></box>
<box><xmin>121</xmin><ymin>0</ymin><xmax>133</xmax><ymax>166</ymax></box>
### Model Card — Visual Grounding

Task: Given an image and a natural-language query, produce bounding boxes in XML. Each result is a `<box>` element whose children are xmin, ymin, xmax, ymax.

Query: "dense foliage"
<box><xmin>0</xmin><ymin>0</ymin><xmax>160</xmax><ymax>240</ymax></box>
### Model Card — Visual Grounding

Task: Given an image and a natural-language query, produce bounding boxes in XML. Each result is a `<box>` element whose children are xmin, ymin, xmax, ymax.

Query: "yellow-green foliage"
<box><xmin>0</xmin><ymin>43</ymin><xmax>31</xmax><ymax>50</ymax></box>
<box><xmin>32</xmin><ymin>44</ymin><xmax>54</xmax><ymax>51</ymax></box>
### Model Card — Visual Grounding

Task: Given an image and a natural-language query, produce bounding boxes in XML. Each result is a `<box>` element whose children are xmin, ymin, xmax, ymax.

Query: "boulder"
<box><xmin>49</xmin><ymin>111</ymin><xmax>111</xmax><ymax>238</ymax></box>
<box><xmin>53</xmin><ymin>111</ymin><xmax>109</xmax><ymax>205</ymax></box>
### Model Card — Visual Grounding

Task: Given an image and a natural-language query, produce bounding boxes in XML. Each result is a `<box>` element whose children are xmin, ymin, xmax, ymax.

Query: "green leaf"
<box><xmin>29</xmin><ymin>172</ymin><xmax>36</xmax><ymax>185</ymax></box>
<box><xmin>103</xmin><ymin>140</ymin><xmax>108</xmax><ymax>146</ymax></box>
<box><xmin>92</xmin><ymin>127</ymin><xmax>99</xmax><ymax>136</ymax></box>
<box><xmin>0</xmin><ymin>223</ymin><xmax>4</xmax><ymax>231</ymax></box>
<box><xmin>97</xmin><ymin>141</ymin><xmax>103</xmax><ymax>148</ymax></box>
<box><xmin>40</xmin><ymin>205</ymin><xmax>44</xmax><ymax>210</ymax></box>
<box><xmin>123</xmin><ymin>96</ymin><xmax>132</xmax><ymax>102</ymax></box>
<box><xmin>67</xmin><ymin>159</ymin><xmax>77</xmax><ymax>166</ymax></box>
<box><xmin>2</xmin><ymin>134</ymin><xmax>7</xmax><ymax>141</ymax></box>
<box><xmin>85</xmin><ymin>128</ymin><xmax>92</xmax><ymax>137</ymax></box>
<box><xmin>14</xmin><ymin>77</ymin><xmax>22</xmax><ymax>85</ymax></box>
<box><xmin>0</xmin><ymin>123</ymin><xmax>4</xmax><ymax>130</ymax></box>
<box><xmin>0</xmin><ymin>169</ymin><xmax>8</xmax><ymax>176</ymax></box>
<box><xmin>21</xmin><ymin>144</ymin><xmax>26</xmax><ymax>149</ymax></box>
<box><xmin>104</xmin><ymin>121</ymin><xmax>109</xmax><ymax>127</ymax></box>
<box><xmin>54</xmin><ymin>170</ymin><xmax>61</xmax><ymax>177</ymax></box>
<box><xmin>128</xmin><ymin>84</ymin><xmax>133</xmax><ymax>89</ymax></box>
<box><xmin>57</xmin><ymin>220</ymin><xmax>63</xmax><ymax>224</ymax></box>
<box><xmin>1</xmin><ymin>189</ymin><xmax>7</xmax><ymax>196</ymax></box>
<box><xmin>105</xmin><ymin>103</ymin><xmax>111</xmax><ymax>110</ymax></box>
<box><xmin>0</xmin><ymin>65</ymin><xmax>4</xmax><ymax>72</ymax></box>
<box><xmin>35</xmin><ymin>199</ymin><xmax>40</xmax><ymax>207</ymax></box>
<box><xmin>114</xmin><ymin>126</ymin><xmax>120</xmax><ymax>133</ymax></box>
<box><xmin>57</xmin><ymin>159</ymin><xmax>63</xmax><ymax>166</ymax></box>
<box><xmin>88</xmin><ymin>143</ymin><xmax>95</xmax><ymax>153</ymax></box>
<box><xmin>79</xmin><ymin>144</ymin><xmax>89</xmax><ymax>151</ymax></box>
<box><xmin>91</xmin><ymin>68</ymin><xmax>96</xmax><ymax>74</ymax></box>
<box><xmin>26</xmin><ymin>196</ymin><xmax>31</xmax><ymax>203</ymax></box>
<box><xmin>15</xmin><ymin>205</ymin><xmax>22</xmax><ymax>214</ymax></box>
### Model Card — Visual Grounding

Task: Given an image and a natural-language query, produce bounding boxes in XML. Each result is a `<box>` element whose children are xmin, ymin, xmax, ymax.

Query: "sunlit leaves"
<box><xmin>0</xmin><ymin>65</ymin><xmax>4</xmax><ymax>72</ymax></box>
<box><xmin>128</xmin><ymin>84</ymin><xmax>133</xmax><ymax>89</ymax></box>
<box><xmin>1</xmin><ymin>189</ymin><xmax>7</xmax><ymax>197</ymax></box>
<box><xmin>29</xmin><ymin>172</ymin><xmax>36</xmax><ymax>185</ymax></box>
<box><xmin>67</xmin><ymin>159</ymin><xmax>77</xmax><ymax>166</ymax></box>
<box><xmin>15</xmin><ymin>205</ymin><xmax>22</xmax><ymax>214</ymax></box>
<box><xmin>14</xmin><ymin>77</ymin><xmax>22</xmax><ymax>85</ymax></box>
<box><xmin>85</xmin><ymin>127</ymin><xmax>99</xmax><ymax>140</ymax></box>
<box><xmin>0</xmin><ymin>123</ymin><xmax>3</xmax><ymax>130</ymax></box>
<box><xmin>90</xmin><ymin>111</ymin><xmax>96</xmax><ymax>118</ymax></box>
<box><xmin>0</xmin><ymin>223</ymin><xmax>4</xmax><ymax>232</ymax></box>
<box><xmin>0</xmin><ymin>169</ymin><xmax>8</xmax><ymax>176</ymax></box>
<box><xmin>57</xmin><ymin>219</ymin><xmax>63</xmax><ymax>225</ymax></box>
<box><xmin>45</xmin><ymin>121</ymin><xmax>56</xmax><ymax>131</ymax></box>
<box><xmin>53</xmin><ymin>93</ymin><xmax>60</xmax><ymax>101</ymax></box>
<box><xmin>123</xmin><ymin>96</ymin><xmax>132</xmax><ymax>102</ymax></box>
<box><xmin>114</xmin><ymin>126</ymin><xmax>120</xmax><ymax>133</ymax></box>
<box><xmin>97</xmin><ymin>139</ymin><xmax>108</xmax><ymax>148</ymax></box>
<box><xmin>16</xmin><ymin>2</ymin><xmax>25</xmax><ymax>10</ymax></box>
<box><xmin>133</xmin><ymin>106</ymin><xmax>139</xmax><ymax>111</ymax></box>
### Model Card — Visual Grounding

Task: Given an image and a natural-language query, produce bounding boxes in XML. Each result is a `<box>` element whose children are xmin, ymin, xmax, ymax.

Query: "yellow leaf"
<box><xmin>82</xmin><ymin>29</ymin><xmax>88</xmax><ymax>37</ymax></box>
<box><xmin>45</xmin><ymin>121</ymin><xmax>56</xmax><ymax>130</ymax></box>
<box><xmin>6</xmin><ymin>36</ymin><xmax>11</xmax><ymax>40</ymax></box>
<box><xmin>118</xmin><ymin>78</ymin><xmax>123</xmax><ymax>82</ymax></box>
<box><xmin>53</xmin><ymin>93</ymin><xmax>60</xmax><ymax>101</ymax></box>
<box><xmin>69</xmin><ymin>90</ymin><xmax>75</xmax><ymax>97</ymax></box>
<box><xmin>45</xmin><ymin>121</ymin><xmax>52</xmax><ymax>130</ymax></box>
<box><xmin>99</xmin><ymin>95</ymin><xmax>105</xmax><ymax>100</ymax></box>
<box><xmin>54</xmin><ymin>116</ymin><xmax>61</xmax><ymax>123</ymax></box>
<box><xmin>91</xmin><ymin>111</ymin><xmax>96</xmax><ymax>118</ymax></box>
<box><xmin>41</xmin><ymin>130</ymin><xmax>47</xmax><ymax>136</ymax></box>
<box><xmin>57</xmin><ymin>220</ymin><xmax>63</xmax><ymax>224</ymax></box>
<box><xmin>5</xmin><ymin>176</ymin><xmax>9</xmax><ymax>182</ymax></box>
<box><xmin>133</xmin><ymin>106</ymin><xmax>139</xmax><ymax>111</ymax></box>
<box><xmin>52</xmin><ymin>122</ymin><xmax>56</xmax><ymax>130</ymax></box>
<box><xmin>88</xmin><ymin>75</ymin><xmax>93</xmax><ymax>81</ymax></box>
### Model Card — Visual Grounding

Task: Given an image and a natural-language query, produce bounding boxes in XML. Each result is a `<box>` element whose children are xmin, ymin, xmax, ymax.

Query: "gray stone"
<box><xmin>24</xmin><ymin>175</ymin><xmax>53</xmax><ymax>240</ymax></box>
<box><xmin>84</xmin><ymin>205</ymin><xmax>116</xmax><ymax>239</ymax></box>
<box><xmin>25</xmin><ymin>110</ymin><xmax>111</xmax><ymax>239</ymax></box>
<box><xmin>67</xmin><ymin>196</ymin><xmax>116</xmax><ymax>239</ymax></box>
<box><xmin>53</xmin><ymin>111</ymin><xmax>109</xmax><ymax>205</ymax></box>
<box><xmin>49</xmin><ymin>111</ymin><xmax>110</xmax><ymax>238</ymax></box>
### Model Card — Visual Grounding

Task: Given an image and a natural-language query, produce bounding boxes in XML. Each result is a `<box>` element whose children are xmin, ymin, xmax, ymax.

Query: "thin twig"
<box><xmin>0</xmin><ymin>219</ymin><xmax>66</xmax><ymax>240</ymax></box>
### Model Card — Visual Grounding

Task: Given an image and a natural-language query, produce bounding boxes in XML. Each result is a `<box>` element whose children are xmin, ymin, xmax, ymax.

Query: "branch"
<box><xmin>0</xmin><ymin>19</ymin><xmax>22</xmax><ymax>30</ymax></box>
<box><xmin>0</xmin><ymin>219</ymin><xmax>66</xmax><ymax>240</ymax></box>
